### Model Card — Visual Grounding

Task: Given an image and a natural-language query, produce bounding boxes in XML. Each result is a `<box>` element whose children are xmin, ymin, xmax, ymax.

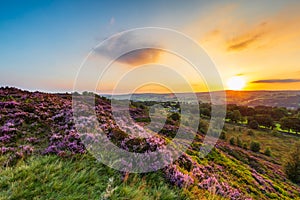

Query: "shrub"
<box><xmin>237</xmin><ymin>137</ymin><xmax>243</xmax><ymax>148</ymax></box>
<box><xmin>248</xmin><ymin>120</ymin><xmax>259</xmax><ymax>129</ymax></box>
<box><xmin>229</xmin><ymin>137</ymin><xmax>235</xmax><ymax>145</ymax></box>
<box><xmin>170</xmin><ymin>113</ymin><xmax>180</xmax><ymax>121</ymax></box>
<box><xmin>198</xmin><ymin>119</ymin><xmax>208</xmax><ymax>134</ymax></box>
<box><xmin>250</xmin><ymin>141</ymin><xmax>261</xmax><ymax>152</ymax></box>
<box><xmin>219</xmin><ymin>131</ymin><xmax>226</xmax><ymax>140</ymax></box>
<box><xmin>243</xmin><ymin>143</ymin><xmax>248</xmax><ymax>150</ymax></box>
<box><xmin>285</xmin><ymin>144</ymin><xmax>300</xmax><ymax>184</ymax></box>
<box><xmin>264</xmin><ymin>147</ymin><xmax>272</xmax><ymax>156</ymax></box>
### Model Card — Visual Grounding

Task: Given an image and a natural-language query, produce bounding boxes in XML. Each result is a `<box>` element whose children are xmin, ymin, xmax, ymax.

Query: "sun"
<box><xmin>227</xmin><ymin>76</ymin><xmax>246</xmax><ymax>90</ymax></box>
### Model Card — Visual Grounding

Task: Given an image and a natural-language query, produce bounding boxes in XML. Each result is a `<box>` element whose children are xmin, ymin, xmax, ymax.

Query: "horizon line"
<box><xmin>1</xmin><ymin>85</ymin><xmax>300</xmax><ymax>95</ymax></box>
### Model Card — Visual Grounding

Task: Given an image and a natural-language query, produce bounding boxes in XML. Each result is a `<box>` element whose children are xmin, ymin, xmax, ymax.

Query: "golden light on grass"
<box><xmin>227</xmin><ymin>76</ymin><xmax>246</xmax><ymax>90</ymax></box>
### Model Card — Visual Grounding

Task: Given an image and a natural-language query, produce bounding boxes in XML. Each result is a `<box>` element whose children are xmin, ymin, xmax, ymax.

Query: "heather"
<box><xmin>1</xmin><ymin>87</ymin><xmax>300</xmax><ymax>199</ymax></box>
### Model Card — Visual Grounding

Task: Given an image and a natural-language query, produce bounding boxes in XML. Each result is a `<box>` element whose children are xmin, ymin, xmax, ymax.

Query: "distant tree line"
<box><xmin>121</xmin><ymin>99</ymin><xmax>300</xmax><ymax>134</ymax></box>
<box><xmin>196</xmin><ymin>103</ymin><xmax>300</xmax><ymax>134</ymax></box>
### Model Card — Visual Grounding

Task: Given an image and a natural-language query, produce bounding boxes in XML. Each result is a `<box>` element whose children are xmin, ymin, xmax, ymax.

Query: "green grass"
<box><xmin>0</xmin><ymin>154</ymin><xmax>187</xmax><ymax>200</ymax></box>
<box><xmin>1</xmin><ymin>122</ymin><xmax>300</xmax><ymax>199</ymax></box>
<box><xmin>224</xmin><ymin>124</ymin><xmax>300</xmax><ymax>164</ymax></box>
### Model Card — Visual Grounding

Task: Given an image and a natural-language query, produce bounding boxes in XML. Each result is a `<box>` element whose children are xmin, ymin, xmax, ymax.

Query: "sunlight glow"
<box><xmin>227</xmin><ymin>76</ymin><xmax>246</xmax><ymax>90</ymax></box>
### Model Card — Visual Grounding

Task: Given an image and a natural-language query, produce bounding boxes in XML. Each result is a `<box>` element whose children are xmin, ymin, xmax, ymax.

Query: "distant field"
<box><xmin>223</xmin><ymin>123</ymin><xmax>300</xmax><ymax>164</ymax></box>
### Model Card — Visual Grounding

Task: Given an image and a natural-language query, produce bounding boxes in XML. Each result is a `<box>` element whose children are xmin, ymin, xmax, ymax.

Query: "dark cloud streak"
<box><xmin>227</xmin><ymin>32</ymin><xmax>264</xmax><ymax>51</ymax></box>
<box><xmin>252</xmin><ymin>79</ymin><xmax>300</xmax><ymax>83</ymax></box>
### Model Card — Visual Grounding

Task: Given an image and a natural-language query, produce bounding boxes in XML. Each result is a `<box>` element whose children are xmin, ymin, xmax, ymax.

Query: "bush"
<box><xmin>247</xmin><ymin>130</ymin><xmax>255</xmax><ymax>136</ymax></box>
<box><xmin>198</xmin><ymin>119</ymin><xmax>208</xmax><ymax>134</ymax></box>
<box><xmin>285</xmin><ymin>144</ymin><xmax>300</xmax><ymax>184</ymax></box>
<box><xmin>237</xmin><ymin>137</ymin><xmax>243</xmax><ymax>148</ymax></box>
<box><xmin>170</xmin><ymin>113</ymin><xmax>180</xmax><ymax>121</ymax></box>
<box><xmin>219</xmin><ymin>131</ymin><xmax>226</xmax><ymax>140</ymax></box>
<box><xmin>229</xmin><ymin>137</ymin><xmax>235</xmax><ymax>145</ymax></box>
<box><xmin>243</xmin><ymin>143</ymin><xmax>248</xmax><ymax>150</ymax></box>
<box><xmin>264</xmin><ymin>147</ymin><xmax>272</xmax><ymax>156</ymax></box>
<box><xmin>250</xmin><ymin>141</ymin><xmax>261</xmax><ymax>152</ymax></box>
<box><xmin>248</xmin><ymin>120</ymin><xmax>259</xmax><ymax>129</ymax></box>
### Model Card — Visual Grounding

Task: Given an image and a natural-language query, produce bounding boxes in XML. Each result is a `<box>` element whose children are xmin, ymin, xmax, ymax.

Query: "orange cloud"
<box><xmin>118</xmin><ymin>48</ymin><xmax>162</xmax><ymax>66</ymax></box>
<box><xmin>198</xmin><ymin>4</ymin><xmax>300</xmax><ymax>53</ymax></box>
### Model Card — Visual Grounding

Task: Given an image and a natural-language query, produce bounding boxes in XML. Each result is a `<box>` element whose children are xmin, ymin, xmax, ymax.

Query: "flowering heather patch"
<box><xmin>164</xmin><ymin>153</ymin><xmax>249</xmax><ymax>199</ymax></box>
<box><xmin>43</xmin><ymin>130</ymin><xmax>86</xmax><ymax>155</ymax></box>
<box><xmin>0</xmin><ymin>134</ymin><xmax>11</xmax><ymax>143</ymax></box>
<box><xmin>0</xmin><ymin>147</ymin><xmax>15</xmax><ymax>154</ymax></box>
<box><xmin>165</xmin><ymin>164</ymin><xmax>194</xmax><ymax>187</ymax></box>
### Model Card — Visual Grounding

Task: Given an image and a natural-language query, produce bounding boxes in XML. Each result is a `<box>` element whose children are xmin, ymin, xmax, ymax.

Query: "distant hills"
<box><xmin>103</xmin><ymin>90</ymin><xmax>300</xmax><ymax>109</ymax></box>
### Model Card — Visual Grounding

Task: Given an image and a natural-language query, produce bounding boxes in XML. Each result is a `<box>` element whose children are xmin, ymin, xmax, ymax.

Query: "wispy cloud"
<box><xmin>197</xmin><ymin>4</ymin><xmax>300</xmax><ymax>52</ymax></box>
<box><xmin>252</xmin><ymin>79</ymin><xmax>300</xmax><ymax>83</ymax></box>
<box><xmin>227</xmin><ymin>29</ymin><xmax>265</xmax><ymax>51</ymax></box>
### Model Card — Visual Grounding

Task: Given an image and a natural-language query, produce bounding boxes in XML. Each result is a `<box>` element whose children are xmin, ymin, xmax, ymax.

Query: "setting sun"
<box><xmin>227</xmin><ymin>76</ymin><xmax>246</xmax><ymax>90</ymax></box>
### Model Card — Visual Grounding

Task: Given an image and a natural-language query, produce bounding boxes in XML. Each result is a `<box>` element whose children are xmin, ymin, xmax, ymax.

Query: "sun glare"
<box><xmin>227</xmin><ymin>76</ymin><xmax>246</xmax><ymax>90</ymax></box>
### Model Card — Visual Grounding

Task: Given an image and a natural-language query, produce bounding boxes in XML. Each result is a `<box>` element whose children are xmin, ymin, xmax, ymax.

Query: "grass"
<box><xmin>223</xmin><ymin>124</ymin><xmax>300</xmax><ymax>164</ymax></box>
<box><xmin>0</xmin><ymin>154</ymin><xmax>189</xmax><ymax>200</ymax></box>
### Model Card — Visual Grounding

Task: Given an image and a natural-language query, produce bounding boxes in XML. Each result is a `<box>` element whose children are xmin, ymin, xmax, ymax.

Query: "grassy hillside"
<box><xmin>0</xmin><ymin>87</ymin><xmax>300</xmax><ymax>199</ymax></box>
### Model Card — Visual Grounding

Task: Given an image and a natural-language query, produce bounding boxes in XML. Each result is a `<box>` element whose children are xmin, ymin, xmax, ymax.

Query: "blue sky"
<box><xmin>1</xmin><ymin>0</ymin><xmax>300</xmax><ymax>92</ymax></box>
<box><xmin>0</xmin><ymin>0</ymin><xmax>206</xmax><ymax>92</ymax></box>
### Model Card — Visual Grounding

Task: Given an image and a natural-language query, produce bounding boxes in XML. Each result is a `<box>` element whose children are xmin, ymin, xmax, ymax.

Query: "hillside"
<box><xmin>0</xmin><ymin>87</ymin><xmax>300</xmax><ymax>199</ymax></box>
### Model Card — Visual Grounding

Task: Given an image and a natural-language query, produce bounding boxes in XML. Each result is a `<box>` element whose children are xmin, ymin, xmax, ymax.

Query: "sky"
<box><xmin>1</xmin><ymin>0</ymin><xmax>300</xmax><ymax>93</ymax></box>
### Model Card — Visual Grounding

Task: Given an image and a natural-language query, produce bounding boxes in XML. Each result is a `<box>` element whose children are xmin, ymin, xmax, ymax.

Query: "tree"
<box><xmin>280</xmin><ymin>117</ymin><xmax>293</xmax><ymax>132</ymax></box>
<box><xmin>280</xmin><ymin>117</ymin><xmax>300</xmax><ymax>133</ymax></box>
<box><xmin>272</xmin><ymin>108</ymin><xmax>288</xmax><ymax>121</ymax></box>
<box><xmin>170</xmin><ymin>113</ymin><xmax>180</xmax><ymax>121</ymax></box>
<box><xmin>248</xmin><ymin>120</ymin><xmax>259</xmax><ymax>129</ymax></box>
<box><xmin>200</xmin><ymin>108</ymin><xmax>211</xmax><ymax>117</ymax></box>
<box><xmin>254</xmin><ymin>114</ymin><xmax>274</xmax><ymax>129</ymax></box>
<box><xmin>200</xmin><ymin>103</ymin><xmax>211</xmax><ymax>117</ymax></box>
<box><xmin>227</xmin><ymin>110</ymin><xmax>241</xmax><ymax>123</ymax></box>
<box><xmin>285</xmin><ymin>144</ymin><xmax>300</xmax><ymax>184</ymax></box>
<box><xmin>246</xmin><ymin>107</ymin><xmax>256</xmax><ymax>116</ymax></box>
<box><xmin>250</xmin><ymin>141</ymin><xmax>261</xmax><ymax>152</ymax></box>
<box><xmin>255</xmin><ymin>106</ymin><xmax>272</xmax><ymax>115</ymax></box>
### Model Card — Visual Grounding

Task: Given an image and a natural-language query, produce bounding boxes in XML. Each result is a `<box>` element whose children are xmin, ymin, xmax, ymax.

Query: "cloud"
<box><xmin>118</xmin><ymin>49</ymin><xmax>161</xmax><ymax>66</ymax></box>
<box><xmin>94</xmin><ymin>32</ymin><xmax>163</xmax><ymax>66</ymax></box>
<box><xmin>251</xmin><ymin>79</ymin><xmax>300</xmax><ymax>83</ymax></box>
<box><xmin>197</xmin><ymin>3</ymin><xmax>300</xmax><ymax>53</ymax></box>
<box><xmin>225</xmin><ymin>21</ymin><xmax>269</xmax><ymax>52</ymax></box>
<box><xmin>227</xmin><ymin>31</ymin><xmax>265</xmax><ymax>51</ymax></box>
